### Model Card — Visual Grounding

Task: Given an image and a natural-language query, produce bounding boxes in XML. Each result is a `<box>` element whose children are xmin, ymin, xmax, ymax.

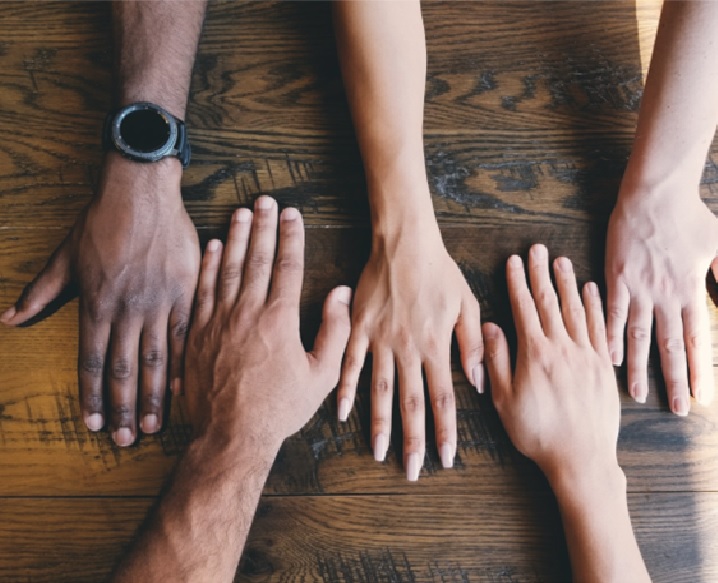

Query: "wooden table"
<box><xmin>1</xmin><ymin>2</ymin><xmax>717</xmax><ymax>581</ymax></box>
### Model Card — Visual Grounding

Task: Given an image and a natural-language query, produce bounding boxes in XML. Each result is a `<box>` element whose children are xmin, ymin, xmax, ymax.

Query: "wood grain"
<box><xmin>1</xmin><ymin>0</ymin><xmax>717</xmax><ymax>581</ymax></box>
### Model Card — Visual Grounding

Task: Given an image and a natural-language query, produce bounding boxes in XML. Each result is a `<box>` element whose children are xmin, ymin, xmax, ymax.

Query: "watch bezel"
<box><xmin>110</xmin><ymin>102</ymin><xmax>179</xmax><ymax>163</ymax></box>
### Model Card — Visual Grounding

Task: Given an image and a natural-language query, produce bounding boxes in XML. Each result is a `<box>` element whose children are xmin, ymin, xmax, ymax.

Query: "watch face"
<box><xmin>112</xmin><ymin>103</ymin><xmax>179</xmax><ymax>162</ymax></box>
<box><xmin>120</xmin><ymin>108</ymin><xmax>171</xmax><ymax>153</ymax></box>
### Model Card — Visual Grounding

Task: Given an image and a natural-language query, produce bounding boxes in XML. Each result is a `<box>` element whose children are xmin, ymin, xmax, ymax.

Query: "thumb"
<box><xmin>1</xmin><ymin>237</ymin><xmax>72</xmax><ymax>326</ymax></box>
<box><xmin>455</xmin><ymin>292</ymin><xmax>484</xmax><ymax>393</ymax></box>
<box><xmin>310</xmin><ymin>285</ymin><xmax>352</xmax><ymax>387</ymax></box>
<box><xmin>481</xmin><ymin>322</ymin><xmax>513</xmax><ymax>412</ymax></box>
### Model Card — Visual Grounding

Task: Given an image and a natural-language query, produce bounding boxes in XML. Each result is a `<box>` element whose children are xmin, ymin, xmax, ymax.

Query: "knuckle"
<box><xmin>607</xmin><ymin>305</ymin><xmax>626</xmax><ymax>320</ymax></box>
<box><xmin>688</xmin><ymin>334</ymin><xmax>704</xmax><ymax>350</ymax></box>
<box><xmin>79</xmin><ymin>354</ymin><xmax>104</xmax><ymax>377</ymax></box>
<box><xmin>663</xmin><ymin>337</ymin><xmax>684</xmax><ymax>355</ymax></box>
<box><xmin>628</xmin><ymin>326</ymin><xmax>649</xmax><ymax>341</ymax></box>
<box><xmin>110</xmin><ymin>358</ymin><xmax>133</xmax><ymax>380</ymax></box>
<box><xmin>111</xmin><ymin>403</ymin><xmax>134</xmax><ymax>424</ymax></box>
<box><xmin>396</xmin><ymin>328</ymin><xmax>414</xmax><ymax>353</ymax></box>
<box><xmin>142</xmin><ymin>392</ymin><xmax>164</xmax><ymax>412</ymax></box>
<box><xmin>172</xmin><ymin>318</ymin><xmax>189</xmax><ymax>340</ymax></box>
<box><xmin>373</xmin><ymin>378</ymin><xmax>392</xmax><ymax>396</ymax></box>
<box><xmin>431</xmin><ymin>390</ymin><xmax>455</xmax><ymax>412</ymax></box>
<box><xmin>83</xmin><ymin>392</ymin><xmax>103</xmax><ymax>413</ymax></box>
<box><xmin>141</xmin><ymin>350</ymin><xmax>164</xmax><ymax>369</ymax></box>
<box><xmin>221</xmin><ymin>265</ymin><xmax>243</xmax><ymax>283</ymax></box>
<box><xmin>276</xmin><ymin>257</ymin><xmax>303</xmax><ymax>273</ymax></box>
<box><xmin>401</xmin><ymin>392</ymin><xmax>423</xmax><ymax>414</ymax></box>
<box><xmin>404</xmin><ymin>436</ymin><xmax>423</xmax><ymax>453</ymax></box>
<box><xmin>249</xmin><ymin>252</ymin><xmax>273</xmax><ymax>268</ymax></box>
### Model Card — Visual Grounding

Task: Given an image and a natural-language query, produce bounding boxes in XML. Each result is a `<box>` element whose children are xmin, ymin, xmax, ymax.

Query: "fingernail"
<box><xmin>406</xmin><ymin>453</ymin><xmax>421</xmax><ymax>482</ymax></box>
<box><xmin>373</xmin><ymin>433</ymin><xmax>388</xmax><ymax>462</ymax></box>
<box><xmin>587</xmin><ymin>282</ymin><xmax>599</xmax><ymax>297</ymax></box>
<box><xmin>84</xmin><ymin>413</ymin><xmax>103</xmax><ymax>432</ymax></box>
<box><xmin>207</xmin><ymin>239</ymin><xmax>220</xmax><ymax>252</ymax></box>
<box><xmin>672</xmin><ymin>396</ymin><xmax>688</xmax><ymax>417</ymax></box>
<box><xmin>235</xmin><ymin>208</ymin><xmax>251</xmax><ymax>222</ymax></box>
<box><xmin>610</xmin><ymin>350</ymin><xmax>621</xmax><ymax>366</ymax></box>
<box><xmin>556</xmin><ymin>257</ymin><xmax>571</xmax><ymax>273</ymax></box>
<box><xmin>440</xmin><ymin>443</ymin><xmax>454</xmax><ymax>469</ymax></box>
<box><xmin>282</xmin><ymin>207</ymin><xmax>299</xmax><ymax>221</ymax></box>
<box><xmin>112</xmin><ymin>427</ymin><xmax>134</xmax><ymax>447</ymax></box>
<box><xmin>141</xmin><ymin>414</ymin><xmax>158</xmax><ymax>434</ymax></box>
<box><xmin>256</xmin><ymin>196</ymin><xmax>274</xmax><ymax>210</ymax></box>
<box><xmin>334</xmin><ymin>286</ymin><xmax>352</xmax><ymax>305</ymax></box>
<box><xmin>171</xmin><ymin>378</ymin><xmax>182</xmax><ymax>396</ymax></box>
<box><xmin>472</xmin><ymin>365</ymin><xmax>484</xmax><ymax>394</ymax></box>
<box><xmin>338</xmin><ymin>397</ymin><xmax>351</xmax><ymax>422</ymax></box>
<box><xmin>0</xmin><ymin>307</ymin><xmax>15</xmax><ymax>323</ymax></box>
<box><xmin>631</xmin><ymin>383</ymin><xmax>646</xmax><ymax>404</ymax></box>
<box><xmin>507</xmin><ymin>255</ymin><xmax>522</xmax><ymax>269</ymax></box>
<box><xmin>531</xmin><ymin>244</ymin><xmax>547</xmax><ymax>259</ymax></box>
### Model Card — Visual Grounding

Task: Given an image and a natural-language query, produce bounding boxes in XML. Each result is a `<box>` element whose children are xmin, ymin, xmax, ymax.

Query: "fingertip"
<box><xmin>332</xmin><ymin>285</ymin><xmax>352</xmax><ymax>306</ymax></box>
<box><xmin>234</xmin><ymin>207</ymin><xmax>252</xmax><ymax>223</ymax></box>
<box><xmin>281</xmin><ymin>207</ymin><xmax>300</xmax><ymax>222</ymax></box>
<box><xmin>0</xmin><ymin>306</ymin><xmax>16</xmax><ymax>324</ymax></box>
<box><xmin>207</xmin><ymin>239</ymin><xmax>221</xmax><ymax>253</ymax></box>
<box><xmin>84</xmin><ymin>413</ymin><xmax>104</xmax><ymax>432</ymax></box>
<box><xmin>338</xmin><ymin>396</ymin><xmax>352</xmax><ymax>422</ymax></box>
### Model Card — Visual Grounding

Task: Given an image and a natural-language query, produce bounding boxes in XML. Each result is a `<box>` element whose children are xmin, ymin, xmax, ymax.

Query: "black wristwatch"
<box><xmin>103</xmin><ymin>102</ymin><xmax>191</xmax><ymax>168</ymax></box>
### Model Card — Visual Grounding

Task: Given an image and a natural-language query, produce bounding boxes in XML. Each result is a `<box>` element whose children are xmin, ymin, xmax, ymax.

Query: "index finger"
<box><xmin>506</xmin><ymin>254</ymin><xmax>542</xmax><ymax>341</ymax></box>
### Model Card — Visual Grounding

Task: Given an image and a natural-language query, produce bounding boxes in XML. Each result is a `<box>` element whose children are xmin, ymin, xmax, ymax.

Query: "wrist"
<box><xmin>619</xmin><ymin>152</ymin><xmax>702</xmax><ymax>206</ymax></box>
<box><xmin>549</xmin><ymin>460</ymin><xmax>627</xmax><ymax>509</ymax></box>
<box><xmin>188</xmin><ymin>423</ymin><xmax>280</xmax><ymax>481</ymax></box>
<box><xmin>98</xmin><ymin>152</ymin><xmax>183</xmax><ymax>204</ymax></box>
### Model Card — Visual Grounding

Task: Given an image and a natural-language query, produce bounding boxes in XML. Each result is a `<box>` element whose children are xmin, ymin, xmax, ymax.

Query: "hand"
<box><xmin>605</xmin><ymin>188</ymin><xmax>718</xmax><ymax>414</ymax></box>
<box><xmin>0</xmin><ymin>155</ymin><xmax>200</xmax><ymax>445</ymax></box>
<box><xmin>483</xmin><ymin>244</ymin><xmax>619</xmax><ymax>482</ymax></box>
<box><xmin>337</xmin><ymin>217</ymin><xmax>483</xmax><ymax>480</ymax></box>
<box><xmin>183</xmin><ymin>196</ymin><xmax>352</xmax><ymax>448</ymax></box>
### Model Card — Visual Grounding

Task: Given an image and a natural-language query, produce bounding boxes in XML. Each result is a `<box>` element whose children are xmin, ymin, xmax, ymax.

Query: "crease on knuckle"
<box><xmin>172</xmin><ymin>318</ymin><xmax>189</xmax><ymax>340</ymax></box>
<box><xmin>111</xmin><ymin>358</ymin><xmax>133</xmax><ymax>380</ymax></box>
<box><xmin>249</xmin><ymin>252</ymin><xmax>273</xmax><ymax>269</ymax></box>
<box><xmin>277</xmin><ymin>257</ymin><xmax>303</xmax><ymax>273</ymax></box>
<box><xmin>143</xmin><ymin>393</ymin><xmax>163</xmax><ymax>412</ymax></box>
<box><xmin>401</xmin><ymin>393</ymin><xmax>423</xmax><ymax>415</ymax></box>
<box><xmin>371</xmin><ymin>414</ymin><xmax>390</xmax><ymax>429</ymax></box>
<box><xmin>80</xmin><ymin>354</ymin><xmax>104</xmax><ymax>377</ymax></box>
<box><xmin>688</xmin><ymin>334</ymin><xmax>704</xmax><ymax>350</ymax></box>
<box><xmin>111</xmin><ymin>404</ymin><xmax>134</xmax><ymax>425</ymax></box>
<box><xmin>628</xmin><ymin>326</ymin><xmax>649</xmax><ymax>341</ymax></box>
<box><xmin>142</xmin><ymin>350</ymin><xmax>164</xmax><ymax>369</ymax></box>
<box><xmin>373</xmin><ymin>378</ymin><xmax>392</xmax><ymax>396</ymax></box>
<box><xmin>404</xmin><ymin>436</ymin><xmax>423</xmax><ymax>453</ymax></box>
<box><xmin>431</xmin><ymin>390</ymin><xmax>455</xmax><ymax>412</ymax></box>
<box><xmin>607</xmin><ymin>304</ymin><xmax>626</xmax><ymax>321</ymax></box>
<box><xmin>662</xmin><ymin>337</ymin><xmax>684</xmax><ymax>355</ymax></box>
<box><xmin>83</xmin><ymin>392</ymin><xmax>103</xmax><ymax>413</ymax></box>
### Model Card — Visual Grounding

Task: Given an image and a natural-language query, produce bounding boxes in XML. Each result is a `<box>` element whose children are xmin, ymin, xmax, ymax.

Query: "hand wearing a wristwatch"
<box><xmin>103</xmin><ymin>102</ymin><xmax>191</xmax><ymax>168</ymax></box>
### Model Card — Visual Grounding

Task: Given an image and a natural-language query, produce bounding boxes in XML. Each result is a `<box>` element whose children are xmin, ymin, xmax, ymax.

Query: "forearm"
<box><xmin>550</xmin><ymin>464</ymin><xmax>650</xmax><ymax>583</ymax></box>
<box><xmin>113</xmin><ymin>0</ymin><xmax>207</xmax><ymax>118</ymax></box>
<box><xmin>625</xmin><ymin>0</ymin><xmax>718</xmax><ymax>194</ymax></box>
<box><xmin>333</xmin><ymin>0</ymin><xmax>434</xmax><ymax>232</ymax></box>
<box><xmin>111</xmin><ymin>432</ymin><xmax>278</xmax><ymax>582</ymax></box>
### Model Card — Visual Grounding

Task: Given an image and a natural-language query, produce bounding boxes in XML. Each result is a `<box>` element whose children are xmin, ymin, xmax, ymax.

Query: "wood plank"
<box><xmin>0</xmin><ymin>493</ymin><xmax>714</xmax><ymax>583</ymax></box>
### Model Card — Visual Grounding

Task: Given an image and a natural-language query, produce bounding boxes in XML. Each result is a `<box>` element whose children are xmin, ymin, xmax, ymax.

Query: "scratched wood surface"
<box><xmin>1</xmin><ymin>1</ymin><xmax>717</xmax><ymax>582</ymax></box>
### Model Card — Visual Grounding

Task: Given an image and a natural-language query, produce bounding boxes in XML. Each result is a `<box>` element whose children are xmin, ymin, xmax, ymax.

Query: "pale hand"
<box><xmin>337</xmin><ymin>221</ymin><xmax>483</xmax><ymax>480</ymax></box>
<box><xmin>605</xmin><ymin>190</ymin><xmax>718</xmax><ymax>414</ymax></box>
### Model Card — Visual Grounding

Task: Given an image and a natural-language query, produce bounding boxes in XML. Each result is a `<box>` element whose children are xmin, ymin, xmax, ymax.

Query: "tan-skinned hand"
<box><xmin>184</xmin><ymin>196</ymin><xmax>352</xmax><ymax>448</ymax></box>
<box><xmin>483</xmin><ymin>244</ymin><xmax>619</xmax><ymax>482</ymax></box>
